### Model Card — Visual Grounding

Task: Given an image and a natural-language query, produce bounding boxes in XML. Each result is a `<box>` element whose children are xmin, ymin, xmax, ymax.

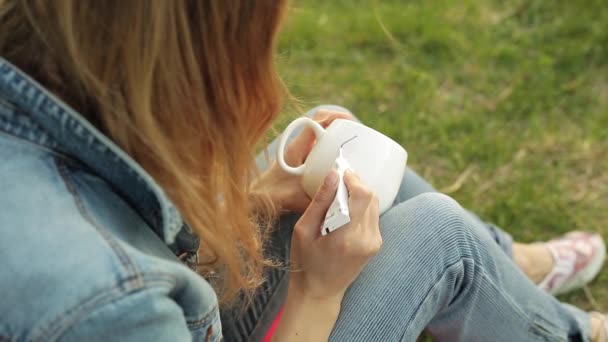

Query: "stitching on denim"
<box><xmin>126</xmin><ymin>273</ymin><xmax>218</xmax><ymax>330</ymax></box>
<box><xmin>528</xmin><ymin>313</ymin><xmax>569</xmax><ymax>341</ymax></box>
<box><xmin>0</xmin><ymin>130</ymin><xmax>73</xmax><ymax>162</ymax></box>
<box><xmin>135</xmin><ymin>270</ymin><xmax>180</xmax><ymax>288</ymax></box>
<box><xmin>31</xmin><ymin>157</ymin><xmax>216</xmax><ymax>339</ymax></box>
<box><xmin>398</xmin><ymin>247</ymin><xmax>534</xmax><ymax>340</ymax></box>
<box><xmin>0</xmin><ymin>99</ymin><xmax>64</xmax><ymax>153</ymax></box>
<box><xmin>393</xmin><ymin>213</ymin><xmax>472</xmax><ymax>334</ymax></box>
<box><xmin>478</xmin><ymin>271</ymin><xmax>532</xmax><ymax>322</ymax></box>
<box><xmin>101</xmin><ymin>272</ymin><xmax>218</xmax><ymax>329</ymax></box>
<box><xmin>136</xmin><ymin>273</ymin><xmax>219</xmax><ymax>329</ymax></box>
<box><xmin>0</xmin><ymin>60</ymin><xmax>177</xmax><ymax>239</ymax></box>
<box><xmin>30</xmin><ymin>284</ymin><xmax>136</xmax><ymax>341</ymax></box>
<box><xmin>398</xmin><ymin>257</ymin><xmax>473</xmax><ymax>340</ymax></box>
<box><xmin>33</xmin><ymin>276</ymin><xmax>186</xmax><ymax>341</ymax></box>
<box><xmin>398</xmin><ymin>252</ymin><xmax>532</xmax><ymax>340</ymax></box>
<box><xmin>37</xmin><ymin>98</ymin><xmax>145</xmax><ymax>184</ymax></box>
<box><xmin>35</xmin><ymin>86</ymin><xmax>171</xmax><ymax>227</ymax></box>
<box><xmin>185</xmin><ymin>304</ymin><xmax>220</xmax><ymax>329</ymax></box>
<box><xmin>53</xmin><ymin>158</ymin><xmax>142</xmax><ymax>287</ymax></box>
<box><xmin>0</xmin><ymin>96</ymin><xmax>19</xmax><ymax>112</ymax></box>
<box><xmin>29</xmin><ymin>160</ymin><xmax>145</xmax><ymax>341</ymax></box>
<box><xmin>0</xmin><ymin>91</ymin><xmax>135</xmax><ymax>184</ymax></box>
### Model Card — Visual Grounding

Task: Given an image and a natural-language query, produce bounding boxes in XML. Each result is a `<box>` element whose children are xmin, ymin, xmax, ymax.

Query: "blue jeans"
<box><xmin>221</xmin><ymin>106</ymin><xmax>591</xmax><ymax>341</ymax></box>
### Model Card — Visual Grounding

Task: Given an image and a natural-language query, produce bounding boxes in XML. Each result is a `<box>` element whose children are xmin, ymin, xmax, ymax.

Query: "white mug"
<box><xmin>277</xmin><ymin>117</ymin><xmax>407</xmax><ymax>213</ymax></box>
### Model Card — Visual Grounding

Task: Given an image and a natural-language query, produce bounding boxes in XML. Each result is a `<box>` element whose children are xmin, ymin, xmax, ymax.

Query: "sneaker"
<box><xmin>538</xmin><ymin>232</ymin><xmax>606</xmax><ymax>295</ymax></box>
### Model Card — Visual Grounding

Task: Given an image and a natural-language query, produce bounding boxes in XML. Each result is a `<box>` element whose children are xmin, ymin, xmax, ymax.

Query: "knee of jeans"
<box><xmin>381</xmin><ymin>192</ymin><xmax>478</xmax><ymax>256</ymax></box>
<box><xmin>305</xmin><ymin>105</ymin><xmax>353</xmax><ymax>118</ymax></box>
<box><xmin>390</xmin><ymin>192</ymin><xmax>466</xmax><ymax>229</ymax></box>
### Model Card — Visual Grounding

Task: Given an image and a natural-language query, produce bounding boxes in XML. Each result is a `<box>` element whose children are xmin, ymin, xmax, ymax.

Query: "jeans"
<box><xmin>220</xmin><ymin>105</ymin><xmax>591</xmax><ymax>341</ymax></box>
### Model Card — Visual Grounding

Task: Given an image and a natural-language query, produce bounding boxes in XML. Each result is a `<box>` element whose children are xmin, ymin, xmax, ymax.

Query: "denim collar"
<box><xmin>0</xmin><ymin>58</ymin><xmax>185</xmax><ymax>244</ymax></box>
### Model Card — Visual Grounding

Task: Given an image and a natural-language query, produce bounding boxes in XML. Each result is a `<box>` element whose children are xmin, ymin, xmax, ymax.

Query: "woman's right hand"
<box><xmin>272</xmin><ymin>170</ymin><xmax>382</xmax><ymax>341</ymax></box>
<box><xmin>288</xmin><ymin>169</ymin><xmax>383</xmax><ymax>303</ymax></box>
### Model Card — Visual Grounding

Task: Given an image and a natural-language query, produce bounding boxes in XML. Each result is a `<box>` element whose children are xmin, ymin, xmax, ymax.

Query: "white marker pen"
<box><xmin>321</xmin><ymin>135</ymin><xmax>357</xmax><ymax>236</ymax></box>
<box><xmin>321</xmin><ymin>150</ymin><xmax>351</xmax><ymax>236</ymax></box>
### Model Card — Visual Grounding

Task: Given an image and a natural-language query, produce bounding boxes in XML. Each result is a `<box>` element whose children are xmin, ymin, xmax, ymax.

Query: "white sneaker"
<box><xmin>537</xmin><ymin>232</ymin><xmax>606</xmax><ymax>295</ymax></box>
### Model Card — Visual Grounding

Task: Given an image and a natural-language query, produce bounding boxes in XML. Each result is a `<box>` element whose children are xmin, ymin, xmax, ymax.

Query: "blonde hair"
<box><xmin>0</xmin><ymin>0</ymin><xmax>287</xmax><ymax>304</ymax></box>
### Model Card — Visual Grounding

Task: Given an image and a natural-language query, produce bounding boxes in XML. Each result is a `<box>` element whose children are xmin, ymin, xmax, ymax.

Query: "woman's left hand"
<box><xmin>253</xmin><ymin>109</ymin><xmax>355</xmax><ymax>213</ymax></box>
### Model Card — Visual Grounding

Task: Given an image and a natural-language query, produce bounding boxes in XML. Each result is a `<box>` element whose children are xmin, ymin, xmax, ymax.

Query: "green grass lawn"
<box><xmin>276</xmin><ymin>0</ymin><xmax>608</xmax><ymax>311</ymax></box>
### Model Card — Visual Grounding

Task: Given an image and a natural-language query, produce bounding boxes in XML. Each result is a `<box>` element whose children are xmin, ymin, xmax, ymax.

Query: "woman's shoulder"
<box><xmin>0</xmin><ymin>135</ymin><xmax>222</xmax><ymax>341</ymax></box>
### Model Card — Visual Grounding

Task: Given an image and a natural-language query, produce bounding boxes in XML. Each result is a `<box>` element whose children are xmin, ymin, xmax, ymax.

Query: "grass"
<box><xmin>276</xmin><ymin>0</ymin><xmax>608</xmax><ymax>311</ymax></box>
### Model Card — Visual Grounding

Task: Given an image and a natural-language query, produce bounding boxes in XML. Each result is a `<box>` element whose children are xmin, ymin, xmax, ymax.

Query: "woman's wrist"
<box><xmin>285</xmin><ymin>281</ymin><xmax>343</xmax><ymax>313</ymax></box>
<box><xmin>273</xmin><ymin>283</ymin><xmax>343</xmax><ymax>341</ymax></box>
<box><xmin>286</xmin><ymin>273</ymin><xmax>344</xmax><ymax>311</ymax></box>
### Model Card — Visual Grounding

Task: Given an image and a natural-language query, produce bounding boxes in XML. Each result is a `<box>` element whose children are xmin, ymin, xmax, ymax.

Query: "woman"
<box><xmin>0</xmin><ymin>1</ymin><xmax>605</xmax><ymax>341</ymax></box>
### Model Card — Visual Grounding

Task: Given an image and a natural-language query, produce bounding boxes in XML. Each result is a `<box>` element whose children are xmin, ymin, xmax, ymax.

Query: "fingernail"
<box><xmin>324</xmin><ymin>170</ymin><xmax>339</xmax><ymax>187</ymax></box>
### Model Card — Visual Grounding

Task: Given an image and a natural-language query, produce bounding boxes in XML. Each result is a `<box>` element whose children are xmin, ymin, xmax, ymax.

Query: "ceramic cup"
<box><xmin>277</xmin><ymin>117</ymin><xmax>407</xmax><ymax>213</ymax></box>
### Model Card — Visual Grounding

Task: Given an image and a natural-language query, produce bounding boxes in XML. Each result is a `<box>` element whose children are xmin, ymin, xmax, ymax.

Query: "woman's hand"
<box><xmin>252</xmin><ymin>109</ymin><xmax>355</xmax><ymax>213</ymax></box>
<box><xmin>289</xmin><ymin>169</ymin><xmax>382</xmax><ymax>301</ymax></box>
<box><xmin>272</xmin><ymin>170</ymin><xmax>382</xmax><ymax>341</ymax></box>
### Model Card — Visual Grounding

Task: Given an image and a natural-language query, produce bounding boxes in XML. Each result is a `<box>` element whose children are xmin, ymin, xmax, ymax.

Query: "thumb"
<box><xmin>298</xmin><ymin>170</ymin><xmax>339</xmax><ymax>235</ymax></box>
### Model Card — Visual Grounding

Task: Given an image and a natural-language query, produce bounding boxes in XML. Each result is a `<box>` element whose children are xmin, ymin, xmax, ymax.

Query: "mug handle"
<box><xmin>276</xmin><ymin>117</ymin><xmax>326</xmax><ymax>175</ymax></box>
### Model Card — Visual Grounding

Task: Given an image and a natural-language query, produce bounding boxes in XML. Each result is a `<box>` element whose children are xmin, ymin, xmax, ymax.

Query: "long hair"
<box><xmin>0</xmin><ymin>0</ymin><xmax>287</xmax><ymax>305</ymax></box>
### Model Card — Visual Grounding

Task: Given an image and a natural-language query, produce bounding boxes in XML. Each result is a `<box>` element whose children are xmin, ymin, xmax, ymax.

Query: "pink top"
<box><xmin>262</xmin><ymin>307</ymin><xmax>284</xmax><ymax>342</ymax></box>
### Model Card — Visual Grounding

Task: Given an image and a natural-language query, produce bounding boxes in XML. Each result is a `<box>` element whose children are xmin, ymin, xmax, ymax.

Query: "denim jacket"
<box><xmin>0</xmin><ymin>58</ymin><xmax>222</xmax><ymax>341</ymax></box>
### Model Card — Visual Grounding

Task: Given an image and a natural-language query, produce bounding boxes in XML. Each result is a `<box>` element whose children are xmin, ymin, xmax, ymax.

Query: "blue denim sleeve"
<box><xmin>59</xmin><ymin>289</ymin><xmax>194</xmax><ymax>341</ymax></box>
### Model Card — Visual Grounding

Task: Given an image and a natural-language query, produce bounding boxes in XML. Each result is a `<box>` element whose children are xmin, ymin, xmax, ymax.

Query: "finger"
<box><xmin>343</xmin><ymin>170</ymin><xmax>370</xmax><ymax>200</ymax></box>
<box><xmin>368</xmin><ymin>206</ymin><xmax>383</xmax><ymax>253</ymax></box>
<box><xmin>313</xmin><ymin>109</ymin><xmax>355</xmax><ymax>121</ymax></box>
<box><xmin>285</xmin><ymin>125</ymin><xmax>316</xmax><ymax>164</ymax></box>
<box><xmin>343</xmin><ymin>168</ymin><xmax>359</xmax><ymax>181</ymax></box>
<box><xmin>312</xmin><ymin>109</ymin><xmax>333</xmax><ymax>121</ymax></box>
<box><xmin>352</xmin><ymin>194</ymin><xmax>380</xmax><ymax>253</ymax></box>
<box><xmin>298</xmin><ymin>170</ymin><xmax>339</xmax><ymax>238</ymax></box>
<box><xmin>344</xmin><ymin>170</ymin><xmax>375</xmax><ymax>213</ymax></box>
<box><xmin>367</xmin><ymin>192</ymin><xmax>380</xmax><ymax>217</ymax></box>
<box><xmin>315</xmin><ymin>110</ymin><xmax>356</xmax><ymax>128</ymax></box>
<box><xmin>292</xmin><ymin>111</ymin><xmax>353</xmax><ymax>161</ymax></box>
<box><xmin>285</xmin><ymin>111</ymin><xmax>354</xmax><ymax>164</ymax></box>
